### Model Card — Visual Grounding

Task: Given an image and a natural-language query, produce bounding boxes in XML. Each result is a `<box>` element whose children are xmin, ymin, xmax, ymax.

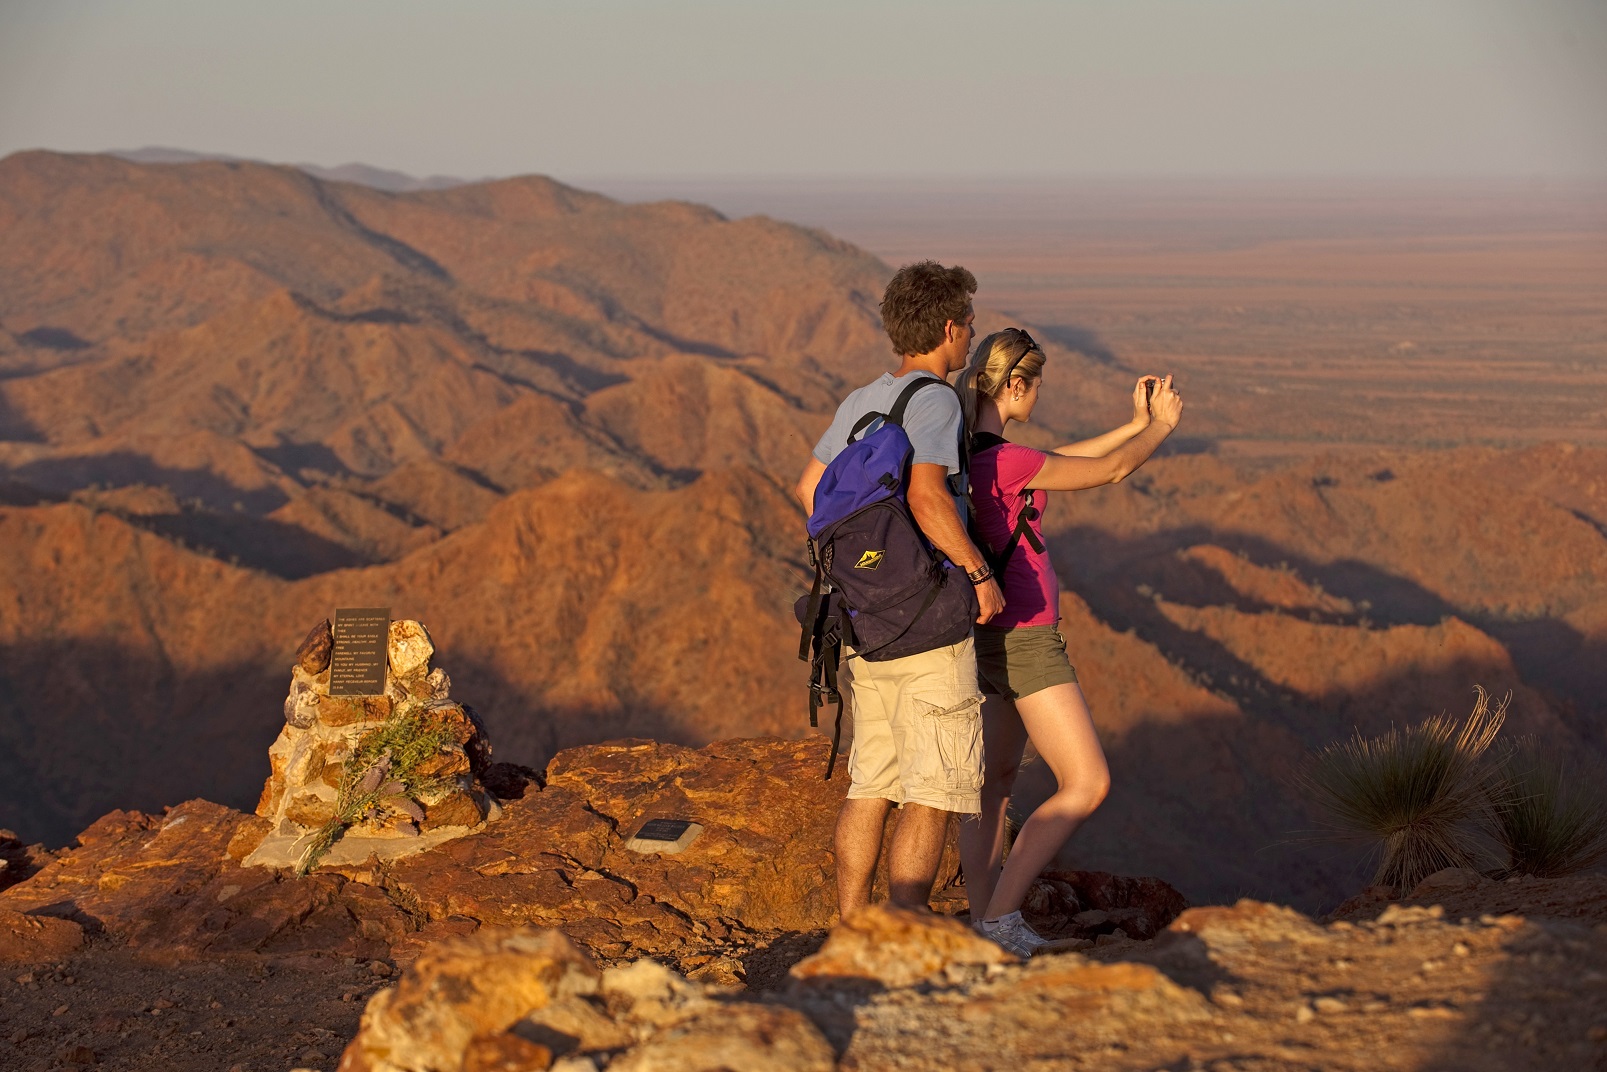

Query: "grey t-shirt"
<box><xmin>812</xmin><ymin>371</ymin><xmax>967</xmax><ymax>514</ymax></box>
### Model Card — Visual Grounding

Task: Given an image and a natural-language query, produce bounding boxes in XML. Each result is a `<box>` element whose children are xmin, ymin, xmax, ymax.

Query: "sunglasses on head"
<box><xmin>1001</xmin><ymin>329</ymin><xmax>1040</xmax><ymax>382</ymax></box>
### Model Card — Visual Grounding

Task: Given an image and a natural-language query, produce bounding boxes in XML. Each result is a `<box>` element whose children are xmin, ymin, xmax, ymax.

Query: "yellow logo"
<box><xmin>855</xmin><ymin>550</ymin><xmax>885</xmax><ymax>570</ymax></box>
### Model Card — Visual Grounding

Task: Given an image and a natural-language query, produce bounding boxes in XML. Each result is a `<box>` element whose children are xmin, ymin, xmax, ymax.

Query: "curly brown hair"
<box><xmin>879</xmin><ymin>261</ymin><xmax>977</xmax><ymax>357</ymax></box>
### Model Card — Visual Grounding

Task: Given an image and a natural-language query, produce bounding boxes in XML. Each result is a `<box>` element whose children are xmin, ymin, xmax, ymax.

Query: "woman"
<box><xmin>956</xmin><ymin>327</ymin><xmax>1183</xmax><ymax>956</ymax></box>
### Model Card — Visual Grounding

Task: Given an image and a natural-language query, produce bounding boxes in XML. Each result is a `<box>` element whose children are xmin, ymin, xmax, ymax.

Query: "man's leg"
<box><xmin>835</xmin><ymin>648</ymin><xmax>900</xmax><ymax>920</ymax></box>
<box><xmin>887</xmin><ymin>802</ymin><xmax>950</xmax><ymax>909</ymax></box>
<box><xmin>885</xmin><ymin>637</ymin><xmax>984</xmax><ymax>910</ymax></box>
<box><xmin>835</xmin><ymin>796</ymin><xmax>894</xmax><ymax>919</ymax></box>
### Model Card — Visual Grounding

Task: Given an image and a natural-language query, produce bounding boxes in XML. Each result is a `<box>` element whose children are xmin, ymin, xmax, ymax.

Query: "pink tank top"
<box><xmin>969</xmin><ymin>442</ymin><xmax>1058</xmax><ymax>628</ymax></box>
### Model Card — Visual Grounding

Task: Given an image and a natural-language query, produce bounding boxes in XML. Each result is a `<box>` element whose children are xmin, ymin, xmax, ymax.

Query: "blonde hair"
<box><xmin>960</xmin><ymin>328</ymin><xmax>1046</xmax><ymax>434</ymax></box>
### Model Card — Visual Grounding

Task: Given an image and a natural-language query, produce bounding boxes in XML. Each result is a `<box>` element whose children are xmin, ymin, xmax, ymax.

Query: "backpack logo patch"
<box><xmin>855</xmin><ymin>550</ymin><xmax>885</xmax><ymax>570</ymax></box>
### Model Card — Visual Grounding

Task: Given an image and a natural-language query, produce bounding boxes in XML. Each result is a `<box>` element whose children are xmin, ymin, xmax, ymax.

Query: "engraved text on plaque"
<box><xmin>330</xmin><ymin>607</ymin><xmax>391</xmax><ymax>696</ymax></box>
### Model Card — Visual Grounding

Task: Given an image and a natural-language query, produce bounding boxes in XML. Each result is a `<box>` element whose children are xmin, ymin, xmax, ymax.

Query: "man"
<box><xmin>794</xmin><ymin>260</ymin><xmax>1005</xmax><ymax>917</ymax></box>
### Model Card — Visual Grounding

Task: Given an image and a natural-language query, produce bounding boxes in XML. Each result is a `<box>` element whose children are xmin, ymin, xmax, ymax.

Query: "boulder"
<box><xmin>296</xmin><ymin>617</ymin><xmax>335</xmax><ymax>674</ymax></box>
<box><xmin>340</xmin><ymin>929</ymin><xmax>833</xmax><ymax>1072</ymax></box>
<box><xmin>607</xmin><ymin>1003</ymin><xmax>835</xmax><ymax>1072</ymax></box>
<box><xmin>387</xmin><ymin>619</ymin><xmax>435</xmax><ymax>680</ymax></box>
<box><xmin>338</xmin><ymin>928</ymin><xmax>599</xmax><ymax>1072</ymax></box>
<box><xmin>788</xmin><ymin>904</ymin><xmax>1014</xmax><ymax>988</ymax></box>
<box><xmin>0</xmin><ymin>908</ymin><xmax>84</xmax><ymax>963</ymax></box>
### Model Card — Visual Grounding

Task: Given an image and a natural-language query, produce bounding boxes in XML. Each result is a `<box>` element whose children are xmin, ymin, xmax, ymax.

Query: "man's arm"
<box><xmin>907</xmin><ymin>462</ymin><xmax>1004</xmax><ymax>624</ymax></box>
<box><xmin>794</xmin><ymin>457</ymin><xmax>827</xmax><ymax>516</ymax></box>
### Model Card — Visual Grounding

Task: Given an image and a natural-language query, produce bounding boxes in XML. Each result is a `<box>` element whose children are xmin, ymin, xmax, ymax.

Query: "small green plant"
<box><xmin>1488</xmin><ymin>737</ymin><xmax>1607</xmax><ymax>879</ymax></box>
<box><xmin>296</xmin><ymin>698</ymin><xmax>455</xmax><ymax>876</ymax></box>
<box><xmin>1299</xmin><ymin>687</ymin><xmax>1506</xmax><ymax>891</ymax></box>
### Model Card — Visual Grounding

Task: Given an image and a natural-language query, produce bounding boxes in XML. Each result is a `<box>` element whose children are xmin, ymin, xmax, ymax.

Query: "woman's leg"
<box><xmin>983</xmin><ymin>681</ymin><xmax>1110</xmax><ymax>920</ymax></box>
<box><xmin>956</xmin><ymin>694</ymin><xmax>1029</xmax><ymax>920</ymax></box>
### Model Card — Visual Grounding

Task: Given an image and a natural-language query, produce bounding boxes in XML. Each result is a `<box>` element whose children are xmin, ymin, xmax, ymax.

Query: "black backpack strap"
<box><xmin>844</xmin><ymin>375</ymin><xmax>951</xmax><ymax>445</ymax></box>
<box><xmin>970</xmin><ymin>431</ymin><xmax>1008</xmax><ymax>453</ymax></box>
<box><xmin>801</xmin><ymin>602</ymin><xmax>845</xmax><ymax>780</ymax></box>
<box><xmin>887</xmin><ymin>375</ymin><xmax>952</xmax><ymax>428</ymax></box>
<box><xmin>986</xmin><ymin>489</ymin><xmax>1044</xmax><ymax>573</ymax></box>
<box><xmin>798</xmin><ymin>540</ymin><xmax>826</xmax><ymax>662</ymax></box>
<box><xmin>970</xmin><ymin>436</ymin><xmax>1047</xmax><ymax>574</ymax></box>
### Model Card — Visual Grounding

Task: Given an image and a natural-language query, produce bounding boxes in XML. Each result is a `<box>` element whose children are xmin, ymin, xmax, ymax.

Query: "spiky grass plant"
<box><xmin>1299</xmin><ymin>687</ymin><xmax>1507</xmax><ymax>891</ymax></box>
<box><xmin>1488</xmin><ymin>736</ymin><xmax>1607</xmax><ymax>878</ymax></box>
<box><xmin>296</xmin><ymin>697</ymin><xmax>455</xmax><ymax>876</ymax></box>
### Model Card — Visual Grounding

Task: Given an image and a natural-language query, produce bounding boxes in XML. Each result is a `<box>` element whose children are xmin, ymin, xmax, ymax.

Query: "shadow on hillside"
<box><xmin>0</xmin><ymin>390</ymin><xmax>45</xmax><ymax>443</ymax></box>
<box><xmin>0</xmin><ymin>641</ymin><xmax>712</xmax><ymax>850</ymax></box>
<box><xmin>0</xmin><ymin>479</ymin><xmax>60</xmax><ymax>506</ymax></box>
<box><xmin>9</xmin><ymin>453</ymin><xmax>290</xmax><ymax>514</ymax></box>
<box><xmin>129</xmin><ymin>510</ymin><xmax>377</xmax><ymax>578</ymax></box>
<box><xmin>251</xmin><ymin>440</ymin><xmax>353</xmax><ymax>480</ymax></box>
<box><xmin>1034</xmin><ymin>323</ymin><xmax>1125</xmax><ymax>368</ymax></box>
<box><xmin>1051</xmin><ymin>523</ymin><xmax>1607</xmax><ymax>743</ymax></box>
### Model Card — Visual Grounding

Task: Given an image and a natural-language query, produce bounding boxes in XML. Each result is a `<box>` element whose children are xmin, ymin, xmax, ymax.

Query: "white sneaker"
<box><xmin>978</xmin><ymin>910</ymin><xmax>1046</xmax><ymax>957</ymax></box>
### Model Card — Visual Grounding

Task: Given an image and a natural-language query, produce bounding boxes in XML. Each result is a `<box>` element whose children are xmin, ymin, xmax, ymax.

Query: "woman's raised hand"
<box><xmin>1132</xmin><ymin>376</ymin><xmax>1160</xmax><ymax>423</ymax></box>
<box><xmin>1150</xmin><ymin>374</ymin><xmax>1183</xmax><ymax>428</ymax></box>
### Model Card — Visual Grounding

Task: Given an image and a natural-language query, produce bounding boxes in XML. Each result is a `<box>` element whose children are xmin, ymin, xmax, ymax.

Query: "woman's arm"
<box><xmin>1053</xmin><ymin>418</ymin><xmax>1149</xmax><ymax>458</ymax></box>
<box><xmin>1028</xmin><ymin>377</ymin><xmax>1182</xmax><ymax>492</ymax></box>
<box><xmin>1052</xmin><ymin>376</ymin><xmax>1158</xmax><ymax>457</ymax></box>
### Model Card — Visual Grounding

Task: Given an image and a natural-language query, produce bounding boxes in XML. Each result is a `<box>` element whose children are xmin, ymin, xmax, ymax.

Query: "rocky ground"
<box><xmin>2</xmin><ymin>736</ymin><xmax>1605</xmax><ymax>1071</ymax></box>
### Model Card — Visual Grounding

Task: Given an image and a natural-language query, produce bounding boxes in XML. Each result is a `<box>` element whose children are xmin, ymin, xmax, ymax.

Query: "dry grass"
<box><xmin>1300</xmin><ymin>687</ymin><xmax>1507</xmax><ymax>891</ymax></box>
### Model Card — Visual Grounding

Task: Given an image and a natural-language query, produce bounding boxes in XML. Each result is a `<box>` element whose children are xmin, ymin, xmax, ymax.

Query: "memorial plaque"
<box><xmin>329</xmin><ymin>607</ymin><xmax>391</xmax><ymax>696</ymax></box>
<box><xmin>625</xmin><ymin>818</ymin><xmax>703</xmax><ymax>855</ymax></box>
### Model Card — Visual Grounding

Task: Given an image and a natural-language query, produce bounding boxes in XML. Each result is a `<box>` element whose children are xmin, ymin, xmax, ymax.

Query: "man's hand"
<box><xmin>974</xmin><ymin>577</ymin><xmax>1004</xmax><ymax>624</ymax></box>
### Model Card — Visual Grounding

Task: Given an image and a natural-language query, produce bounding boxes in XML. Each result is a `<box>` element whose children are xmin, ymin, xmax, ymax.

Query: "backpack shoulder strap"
<box><xmin>886</xmin><ymin>375</ymin><xmax>953</xmax><ymax>428</ymax></box>
<box><xmin>970</xmin><ymin>431</ymin><xmax>1008</xmax><ymax>453</ymax></box>
<box><xmin>845</xmin><ymin>375</ymin><xmax>951</xmax><ymax>444</ymax></box>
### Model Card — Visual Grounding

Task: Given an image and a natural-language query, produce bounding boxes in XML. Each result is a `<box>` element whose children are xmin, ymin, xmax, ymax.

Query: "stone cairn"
<box><xmin>244</xmin><ymin>618</ymin><xmax>501</xmax><ymax>872</ymax></box>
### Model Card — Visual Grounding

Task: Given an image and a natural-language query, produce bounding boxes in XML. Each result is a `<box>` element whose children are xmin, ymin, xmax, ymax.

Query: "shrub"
<box><xmin>296</xmin><ymin>697</ymin><xmax>456</xmax><ymax>876</ymax></box>
<box><xmin>1488</xmin><ymin>737</ymin><xmax>1607</xmax><ymax>878</ymax></box>
<box><xmin>1299</xmin><ymin>687</ymin><xmax>1506</xmax><ymax>891</ymax></box>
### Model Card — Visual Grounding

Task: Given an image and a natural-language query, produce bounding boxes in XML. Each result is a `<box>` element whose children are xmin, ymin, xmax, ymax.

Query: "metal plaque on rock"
<box><xmin>625</xmin><ymin>818</ymin><xmax>703</xmax><ymax>855</ymax></box>
<box><xmin>329</xmin><ymin>607</ymin><xmax>391</xmax><ymax>696</ymax></box>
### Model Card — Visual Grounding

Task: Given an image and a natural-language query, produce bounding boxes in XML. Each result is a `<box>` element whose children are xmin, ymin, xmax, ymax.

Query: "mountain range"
<box><xmin>1</xmin><ymin>150</ymin><xmax>1602</xmax><ymax>910</ymax></box>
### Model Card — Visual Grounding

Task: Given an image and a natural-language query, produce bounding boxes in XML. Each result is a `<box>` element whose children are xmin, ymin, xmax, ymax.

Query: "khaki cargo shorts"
<box><xmin>840</xmin><ymin>637</ymin><xmax>984</xmax><ymax>814</ymax></box>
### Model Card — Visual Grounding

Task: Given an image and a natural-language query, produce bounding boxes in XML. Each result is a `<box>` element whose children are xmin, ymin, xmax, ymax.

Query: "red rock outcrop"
<box><xmin>0</xmin><ymin>737</ymin><xmax>850</xmax><ymax>969</ymax></box>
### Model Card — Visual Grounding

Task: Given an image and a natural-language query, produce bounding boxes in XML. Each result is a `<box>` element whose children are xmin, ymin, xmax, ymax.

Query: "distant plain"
<box><xmin>592</xmin><ymin>177</ymin><xmax>1607</xmax><ymax>454</ymax></box>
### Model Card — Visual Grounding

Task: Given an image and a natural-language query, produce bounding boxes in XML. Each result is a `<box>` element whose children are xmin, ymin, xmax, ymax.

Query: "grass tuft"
<box><xmin>1299</xmin><ymin>687</ymin><xmax>1506</xmax><ymax>891</ymax></box>
<box><xmin>1488</xmin><ymin>736</ymin><xmax>1607</xmax><ymax>879</ymax></box>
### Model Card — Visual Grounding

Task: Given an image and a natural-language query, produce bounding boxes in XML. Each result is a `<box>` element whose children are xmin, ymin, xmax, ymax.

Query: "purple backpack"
<box><xmin>796</xmin><ymin>377</ymin><xmax>978</xmax><ymax>777</ymax></box>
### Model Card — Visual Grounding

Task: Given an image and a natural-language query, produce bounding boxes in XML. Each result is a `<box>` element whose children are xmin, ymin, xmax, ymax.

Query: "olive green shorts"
<box><xmin>974</xmin><ymin>623</ymin><xmax>1078</xmax><ymax>701</ymax></box>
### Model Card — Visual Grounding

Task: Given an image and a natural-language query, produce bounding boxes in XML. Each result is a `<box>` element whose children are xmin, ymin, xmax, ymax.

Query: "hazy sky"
<box><xmin>1</xmin><ymin>0</ymin><xmax>1604</xmax><ymax>180</ymax></box>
